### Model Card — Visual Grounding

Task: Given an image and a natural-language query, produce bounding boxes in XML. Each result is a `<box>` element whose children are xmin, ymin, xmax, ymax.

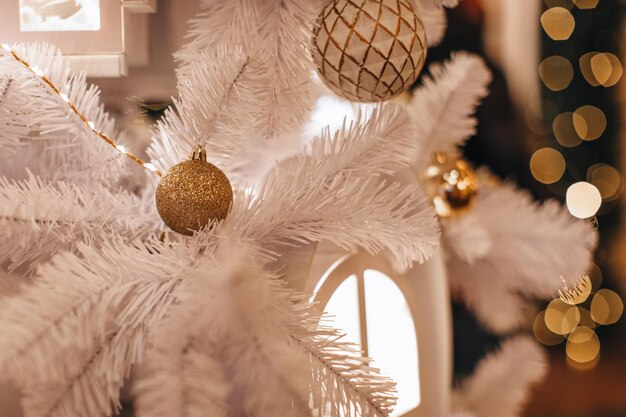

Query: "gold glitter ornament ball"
<box><xmin>313</xmin><ymin>0</ymin><xmax>427</xmax><ymax>102</ymax></box>
<box><xmin>421</xmin><ymin>154</ymin><xmax>479</xmax><ymax>218</ymax></box>
<box><xmin>156</xmin><ymin>146</ymin><xmax>233</xmax><ymax>236</ymax></box>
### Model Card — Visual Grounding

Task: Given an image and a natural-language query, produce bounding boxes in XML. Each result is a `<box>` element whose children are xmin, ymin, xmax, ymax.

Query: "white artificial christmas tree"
<box><xmin>0</xmin><ymin>1</ymin><xmax>596</xmax><ymax>417</ymax></box>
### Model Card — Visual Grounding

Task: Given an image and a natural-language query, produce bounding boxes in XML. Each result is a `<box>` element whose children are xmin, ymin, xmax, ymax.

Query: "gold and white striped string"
<box><xmin>0</xmin><ymin>43</ymin><xmax>162</xmax><ymax>177</ymax></box>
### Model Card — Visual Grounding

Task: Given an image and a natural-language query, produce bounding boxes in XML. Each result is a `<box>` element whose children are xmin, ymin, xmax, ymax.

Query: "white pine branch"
<box><xmin>154</xmin><ymin>241</ymin><xmax>314</xmax><ymax>417</ymax></box>
<box><xmin>226</xmin><ymin>106</ymin><xmax>439</xmax><ymax>270</ymax></box>
<box><xmin>441</xmin><ymin>213</ymin><xmax>492</xmax><ymax>264</ymax></box>
<box><xmin>452</xmin><ymin>337</ymin><xmax>547</xmax><ymax>417</ymax></box>
<box><xmin>445</xmin><ymin>172</ymin><xmax>598</xmax><ymax>333</ymax></box>
<box><xmin>0</xmin><ymin>174</ymin><xmax>159</xmax><ymax>272</ymax></box>
<box><xmin>175</xmin><ymin>0</ymin><xmax>318</xmax><ymax>141</ymax></box>
<box><xmin>413</xmin><ymin>0</ymin><xmax>448</xmax><ymax>46</ymax></box>
<box><xmin>0</xmin><ymin>43</ymin><xmax>128</xmax><ymax>182</ymax></box>
<box><xmin>176</xmin><ymin>0</ymin><xmax>262</xmax><ymax>63</ymax></box>
<box><xmin>0</xmin><ymin>241</ymin><xmax>186</xmax><ymax>417</ymax></box>
<box><xmin>147</xmin><ymin>49</ymin><xmax>250</xmax><ymax>173</ymax></box>
<box><xmin>290</xmin><ymin>307</ymin><xmax>398</xmax><ymax>417</ymax></box>
<box><xmin>410</xmin><ymin>53</ymin><xmax>491</xmax><ymax>170</ymax></box>
<box><xmin>133</xmin><ymin>319</ymin><xmax>230</xmax><ymax>417</ymax></box>
<box><xmin>142</xmin><ymin>238</ymin><xmax>397</xmax><ymax>417</ymax></box>
<box><xmin>248</xmin><ymin>0</ymin><xmax>319</xmax><ymax>139</ymax></box>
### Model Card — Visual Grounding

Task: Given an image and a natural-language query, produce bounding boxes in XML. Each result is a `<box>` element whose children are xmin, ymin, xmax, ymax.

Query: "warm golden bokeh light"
<box><xmin>545</xmin><ymin>299</ymin><xmax>581</xmax><ymax>335</ymax></box>
<box><xmin>539</xmin><ymin>56</ymin><xmax>574</xmax><ymax>91</ymax></box>
<box><xmin>553</xmin><ymin>112</ymin><xmax>583</xmax><ymax>148</ymax></box>
<box><xmin>591</xmin><ymin>289</ymin><xmax>624</xmax><ymax>325</ymax></box>
<box><xmin>587</xmin><ymin>263</ymin><xmax>604</xmax><ymax>289</ymax></box>
<box><xmin>566</xmin><ymin>182</ymin><xmax>602</xmax><ymax>218</ymax></box>
<box><xmin>530</xmin><ymin>148</ymin><xmax>566</xmax><ymax>184</ymax></box>
<box><xmin>566</xmin><ymin>326</ymin><xmax>600</xmax><ymax>363</ymax></box>
<box><xmin>580</xmin><ymin>52</ymin><xmax>623</xmax><ymax>87</ymax></box>
<box><xmin>588</xmin><ymin>164</ymin><xmax>623</xmax><ymax>200</ymax></box>
<box><xmin>577</xmin><ymin>307</ymin><xmax>597</xmax><ymax>329</ymax></box>
<box><xmin>591</xmin><ymin>53</ymin><xmax>613</xmax><ymax>85</ymax></box>
<box><xmin>533</xmin><ymin>310</ymin><xmax>565</xmax><ymax>346</ymax></box>
<box><xmin>573</xmin><ymin>105</ymin><xmax>607</xmax><ymax>141</ymax></box>
<box><xmin>541</xmin><ymin>7</ymin><xmax>576</xmax><ymax>41</ymax></box>
<box><xmin>572</xmin><ymin>0</ymin><xmax>599</xmax><ymax>9</ymax></box>
<box><xmin>567</xmin><ymin>353</ymin><xmax>600</xmax><ymax>371</ymax></box>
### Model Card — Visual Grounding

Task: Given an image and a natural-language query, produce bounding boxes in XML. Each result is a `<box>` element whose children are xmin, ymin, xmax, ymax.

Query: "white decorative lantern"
<box><xmin>0</xmin><ymin>0</ymin><xmax>156</xmax><ymax>77</ymax></box>
<box><xmin>280</xmin><ymin>242</ymin><xmax>452</xmax><ymax>417</ymax></box>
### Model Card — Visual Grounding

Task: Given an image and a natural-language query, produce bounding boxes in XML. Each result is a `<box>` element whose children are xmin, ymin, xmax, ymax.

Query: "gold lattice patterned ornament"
<box><xmin>313</xmin><ymin>0</ymin><xmax>427</xmax><ymax>102</ymax></box>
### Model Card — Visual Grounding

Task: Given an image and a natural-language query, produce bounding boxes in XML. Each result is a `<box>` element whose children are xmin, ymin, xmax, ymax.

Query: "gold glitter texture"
<box><xmin>313</xmin><ymin>0</ymin><xmax>427</xmax><ymax>102</ymax></box>
<box><xmin>156</xmin><ymin>148</ymin><xmax>233</xmax><ymax>236</ymax></box>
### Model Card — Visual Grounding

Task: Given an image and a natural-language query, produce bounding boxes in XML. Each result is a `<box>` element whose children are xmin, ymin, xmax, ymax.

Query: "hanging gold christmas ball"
<box><xmin>155</xmin><ymin>146</ymin><xmax>233</xmax><ymax>236</ymax></box>
<box><xmin>421</xmin><ymin>154</ymin><xmax>479</xmax><ymax>218</ymax></box>
<box><xmin>312</xmin><ymin>0</ymin><xmax>427</xmax><ymax>102</ymax></box>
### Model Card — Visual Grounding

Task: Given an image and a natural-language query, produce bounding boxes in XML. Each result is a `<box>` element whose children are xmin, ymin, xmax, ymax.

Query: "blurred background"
<box><xmin>3</xmin><ymin>0</ymin><xmax>625</xmax><ymax>416</ymax></box>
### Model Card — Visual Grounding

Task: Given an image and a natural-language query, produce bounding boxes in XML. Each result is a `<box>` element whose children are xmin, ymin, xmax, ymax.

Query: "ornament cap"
<box><xmin>190</xmin><ymin>145</ymin><xmax>207</xmax><ymax>162</ymax></box>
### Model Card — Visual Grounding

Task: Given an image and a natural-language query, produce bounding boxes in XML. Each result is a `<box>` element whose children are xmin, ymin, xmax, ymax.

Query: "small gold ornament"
<box><xmin>155</xmin><ymin>146</ymin><xmax>233</xmax><ymax>235</ymax></box>
<box><xmin>313</xmin><ymin>0</ymin><xmax>427</xmax><ymax>102</ymax></box>
<box><xmin>421</xmin><ymin>154</ymin><xmax>479</xmax><ymax>218</ymax></box>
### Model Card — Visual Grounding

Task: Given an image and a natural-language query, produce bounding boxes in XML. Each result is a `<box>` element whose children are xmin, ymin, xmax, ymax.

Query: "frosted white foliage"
<box><xmin>0</xmin><ymin>242</ymin><xmax>184</xmax><ymax>417</ymax></box>
<box><xmin>0</xmin><ymin>43</ymin><xmax>126</xmax><ymax>183</ymax></box>
<box><xmin>413</xmin><ymin>0</ymin><xmax>449</xmax><ymax>46</ymax></box>
<box><xmin>441</xmin><ymin>213</ymin><xmax>491</xmax><ymax>264</ymax></box>
<box><xmin>0</xmin><ymin>174</ymin><xmax>159</xmax><ymax>272</ymax></box>
<box><xmin>0</xmin><ymin>232</ymin><xmax>398</xmax><ymax>417</ymax></box>
<box><xmin>175</xmin><ymin>0</ymin><xmax>320</xmax><ymax>140</ymax></box>
<box><xmin>410</xmin><ymin>53</ymin><xmax>491</xmax><ymax>170</ymax></box>
<box><xmin>444</xmin><ymin>172</ymin><xmax>598</xmax><ymax>333</ymax></box>
<box><xmin>249</xmin><ymin>0</ymin><xmax>319</xmax><ymax>139</ymax></box>
<box><xmin>176</xmin><ymin>0</ymin><xmax>262</xmax><ymax>61</ymax></box>
<box><xmin>452</xmin><ymin>337</ymin><xmax>547</xmax><ymax>417</ymax></box>
<box><xmin>227</xmin><ymin>105</ymin><xmax>440</xmax><ymax>270</ymax></box>
<box><xmin>148</xmin><ymin>49</ymin><xmax>251</xmax><ymax>172</ymax></box>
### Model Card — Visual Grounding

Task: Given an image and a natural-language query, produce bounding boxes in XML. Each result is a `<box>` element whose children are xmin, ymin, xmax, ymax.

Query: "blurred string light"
<box><xmin>539</xmin><ymin>56</ymin><xmax>574</xmax><ymax>91</ymax></box>
<box><xmin>580</xmin><ymin>52</ymin><xmax>624</xmax><ymax>87</ymax></box>
<box><xmin>566</xmin><ymin>181</ymin><xmax>602</xmax><ymax>219</ymax></box>
<box><xmin>541</xmin><ymin>7</ymin><xmax>576</xmax><ymax>41</ymax></box>
<box><xmin>530</xmin><ymin>147</ymin><xmax>566</xmax><ymax>184</ymax></box>
<box><xmin>532</xmin><ymin>0</ymin><xmax>624</xmax><ymax>368</ymax></box>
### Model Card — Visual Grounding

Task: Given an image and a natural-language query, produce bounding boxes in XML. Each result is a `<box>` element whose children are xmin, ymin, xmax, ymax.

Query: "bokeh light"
<box><xmin>566</xmin><ymin>326</ymin><xmax>600</xmax><ymax>363</ymax></box>
<box><xmin>573</xmin><ymin>105</ymin><xmax>607</xmax><ymax>141</ymax></box>
<box><xmin>591</xmin><ymin>289</ymin><xmax>624</xmax><ymax>325</ymax></box>
<box><xmin>577</xmin><ymin>307</ymin><xmax>597</xmax><ymax>329</ymax></box>
<box><xmin>587</xmin><ymin>263</ymin><xmax>604</xmax><ymax>289</ymax></box>
<box><xmin>580</xmin><ymin>52</ymin><xmax>623</xmax><ymax>87</ymax></box>
<box><xmin>553</xmin><ymin>112</ymin><xmax>583</xmax><ymax>148</ymax></box>
<box><xmin>539</xmin><ymin>56</ymin><xmax>574</xmax><ymax>91</ymax></box>
<box><xmin>572</xmin><ymin>0</ymin><xmax>599</xmax><ymax>9</ymax></box>
<box><xmin>566</xmin><ymin>182</ymin><xmax>602</xmax><ymax>218</ymax></box>
<box><xmin>533</xmin><ymin>310</ymin><xmax>565</xmax><ymax>346</ymax></box>
<box><xmin>588</xmin><ymin>164</ymin><xmax>623</xmax><ymax>201</ymax></box>
<box><xmin>530</xmin><ymin>148</ymin><xmax>566</xmax><ymax>184</ymax></box>
<box><xmin>545</xmin><ymin>299</ymin><xmax>581</xmax><ymax>335</ymax></box>
<box><xmin>541</xmin><ymin>7</ymin><xmax>576</xmax><ymax>41</ymax></box>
